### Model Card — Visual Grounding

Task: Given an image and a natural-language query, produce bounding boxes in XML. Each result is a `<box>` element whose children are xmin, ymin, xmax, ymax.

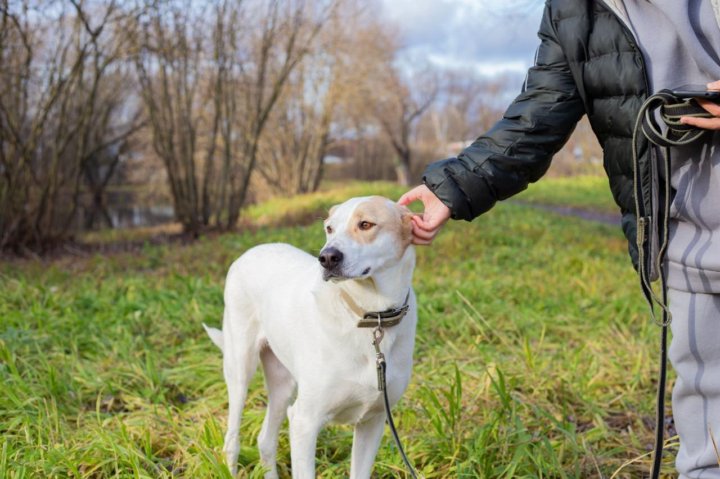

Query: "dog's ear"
<box><xmin>399</xmin><ymin>205</ymin><xmax>414</xmax><ymax>245</ymax></box>
<box><xmin>326</xmin><ymin>205</ymin><xmax>338</xmax><ymax>221</ymax></box>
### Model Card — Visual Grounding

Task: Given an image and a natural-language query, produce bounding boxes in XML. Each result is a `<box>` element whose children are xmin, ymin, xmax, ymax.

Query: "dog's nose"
<box><xmin>318</xmin><ymin>247</ymin><xmax>343</xmax><ymax>269</ymax></box>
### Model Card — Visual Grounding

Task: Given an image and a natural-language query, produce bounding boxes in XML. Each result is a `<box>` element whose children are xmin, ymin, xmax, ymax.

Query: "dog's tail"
<box><xmin>203</xmin><ymin>323</ymin><xmax>224</xmax><ymax>352</ymax></box>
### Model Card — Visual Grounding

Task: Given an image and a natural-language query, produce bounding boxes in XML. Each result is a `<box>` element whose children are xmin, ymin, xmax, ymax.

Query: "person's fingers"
<box><xmin>397</xmin><ymin>192</ymin><xmax>415</xmax><ymax>206</ymax></box>
<box><xmin>707</xmin><ymin>80</ymin><xmax>720</xmax><ymax>90</ymax></box>
<box><xmin>397</xmin><ymin>185</ymin><xmax>426</xmax><ymax>206</ymax></box>
<box><xmin>411</xmin><ymin>214</ymin><xmax>435</xmax><ymax>231</ymax></box>
<box><xmin>681</xmin><ymin>115</ymin><xmax>720</xmax><ymax>130</ymax></box>
<box><xmin>399</xmin><ymin>184</ymin><xmax>450</xmax><ymax>244</ymax></box>
<box><xmin>427</xmin><ymin>209</ymin><xmax>452</xmax><ymax>229</ymax></box>
<box><xmin>411</xmin><ymin>223</ymin><xmax>437</xmax><ymax>241</ymax></box>
<box><xmin>697</xmin><ymin>98</ymin><xmax>720</xmax><ymax>115</ymax></box>
<box><xmin>680</xmin><ymin>97</ymin><xmax>720</xmax><ymax>130</ymax></box>
<box><xmin>411</xmin><ymin>224</ymin><xmax>437</xmax><ymax>245</ymax></box>
<box><xmin>414</xmin><ymin>213</ymin><xmax>448</xmax><ymax>233</ymax></box>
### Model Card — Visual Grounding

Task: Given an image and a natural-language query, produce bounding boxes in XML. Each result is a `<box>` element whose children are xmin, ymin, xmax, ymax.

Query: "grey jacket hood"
<box><xmin>607</xmin><ymin>0</ymin><xmax>720</xmax><ymax>34</ymax></box>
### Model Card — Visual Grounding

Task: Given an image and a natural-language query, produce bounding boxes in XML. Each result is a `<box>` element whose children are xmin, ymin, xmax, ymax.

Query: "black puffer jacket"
<box><xmin>423</xmin><ymin>0</ymin><xmax>650</xmax><ymax>266</ymax></box>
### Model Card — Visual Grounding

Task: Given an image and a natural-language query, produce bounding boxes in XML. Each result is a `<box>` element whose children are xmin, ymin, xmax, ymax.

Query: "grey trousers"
<box><xmin>669</xmin><ymin>288</ymin><xmax>720</xmax><ymax>478</ymax></box>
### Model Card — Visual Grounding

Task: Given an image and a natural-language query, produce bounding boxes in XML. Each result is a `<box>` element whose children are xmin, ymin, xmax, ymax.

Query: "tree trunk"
<box><xmin>395</xmin><ymin>160</ymin><xmax>410</xmax><ymax>187</ymax></box>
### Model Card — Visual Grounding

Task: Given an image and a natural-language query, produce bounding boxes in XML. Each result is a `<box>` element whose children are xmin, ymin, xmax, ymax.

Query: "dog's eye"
<box><xmin>358</xmin><ymin>221</ymin><xmax>375</xmax><ymax>231</ymax></box>
<box><xmin>325</xmin><ymin>225</ymin><xmax>333</xmax><ymax>234</ymax></box>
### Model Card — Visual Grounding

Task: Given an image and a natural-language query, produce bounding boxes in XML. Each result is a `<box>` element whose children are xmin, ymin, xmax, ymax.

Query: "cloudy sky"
<box><xmin>380</xmin><ymin>0</ymin><xmax>545</xmax><ymax>77</ymax></box>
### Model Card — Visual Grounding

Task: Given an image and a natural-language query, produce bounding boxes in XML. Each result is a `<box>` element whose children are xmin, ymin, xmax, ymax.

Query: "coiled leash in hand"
<box><xmin>632</xmin><ymin>89</ymin><xmax>714</xmax><ymax>479</ymax></box>
<box><xmin>343</xmin><ymin>289</ymin><xmax>420</xmax><ymax>478</ymax></box>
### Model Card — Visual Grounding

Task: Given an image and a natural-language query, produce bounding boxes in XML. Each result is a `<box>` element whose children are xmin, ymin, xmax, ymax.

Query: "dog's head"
<box><xmin>319</xmin><ymin>196</ymin><xmax>414</xmax><ymax>282</ymax></box>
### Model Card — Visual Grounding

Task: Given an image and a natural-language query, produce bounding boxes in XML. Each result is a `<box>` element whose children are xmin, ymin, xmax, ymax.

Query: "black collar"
<box><xmin>339</xmin><ymin>290</ymin><xmax>411</xmax><ymax>328</ymax></box>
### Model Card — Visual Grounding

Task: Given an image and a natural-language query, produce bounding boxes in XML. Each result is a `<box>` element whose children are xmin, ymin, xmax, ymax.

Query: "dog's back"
<box><xmin>226</xmin><ymin>243</ymin><xmax>317</xmax><ymax>297</ymax></box>
<box><xmin>205</xmin><ymin>243</ymin><xmax>315</xmax><ymax>350</ymax></box>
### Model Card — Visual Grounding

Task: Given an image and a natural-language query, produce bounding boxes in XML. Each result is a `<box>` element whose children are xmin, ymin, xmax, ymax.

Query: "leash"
<box><xmin>344</xmin><ymin>289</ymin><xmax>420</xmax><ymax>478</ymax></box>
<box><xmin>372</xmin><ymin>326</ymin><xmax>420</xmax><ymax>479</ymax></box>
<box><xmin>631</xmin><ymin>90</ymin><xmax>714</xmax><ymax>479</ymax></box>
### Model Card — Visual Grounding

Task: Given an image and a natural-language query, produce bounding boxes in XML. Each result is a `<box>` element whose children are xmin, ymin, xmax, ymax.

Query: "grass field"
<box><xmin>0</xmin><ymin>178</ymin><xmax>676</xmax><ymax>478</ymax></box>
<box><xmin>514</xmin><ymin>175</ymin><xmax>618</xmax><ymax>213</ymax></box>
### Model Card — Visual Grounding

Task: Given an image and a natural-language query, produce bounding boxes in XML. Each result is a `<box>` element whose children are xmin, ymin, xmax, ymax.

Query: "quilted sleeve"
<box><xmin>423</xmin><ymin>1</ymin><xmax>586</xmax><ymax>221</ymax></box>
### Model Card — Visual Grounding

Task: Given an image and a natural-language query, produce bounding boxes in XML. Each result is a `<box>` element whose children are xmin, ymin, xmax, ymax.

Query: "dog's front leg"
<box><xmin>287</xmin><ymin>401</ymin><xmax>323</xmax><ymax>479</ymax></box>
<box><xmin>349</xmin><ymin>413</ymin><xmax>386</xmax><ymax>479</ymax></box>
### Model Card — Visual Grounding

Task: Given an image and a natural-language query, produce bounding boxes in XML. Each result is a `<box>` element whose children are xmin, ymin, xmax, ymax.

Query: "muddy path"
<box><xmin>511</xmin><ymin>200</ymin><xmax>620</xmax><ymax>226</ymax></box>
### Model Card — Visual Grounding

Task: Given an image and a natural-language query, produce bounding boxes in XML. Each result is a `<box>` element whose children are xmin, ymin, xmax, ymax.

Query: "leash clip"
<box><xmin>372</xmin><ymin>324</ymin><xmax>384</xmax><ymax>350</ymax></box>
<box><xmin>372</xmin><ymin>325</ymin><xmax>386</xmax><ymax>391</ymax></box>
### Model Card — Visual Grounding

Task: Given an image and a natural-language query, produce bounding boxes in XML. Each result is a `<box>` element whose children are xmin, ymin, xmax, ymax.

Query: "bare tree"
<box><xmin>374</xmin><ymin>66</ymin><xmax>438</xmax><ymax>186</ymax></box>
<box><xmin>133</xmin><ymin>0</ymin><xmax>335</xmax><ymax>232</ymax></box>
<box><xmin>255</xmin><ymin>0</ymin><xmax>374</xmax><ymax>196</ymax></box>
<box><xmin>81</xmin><ymin>68</ymin><xmax>144</xmax><ymax>229</ymax></box>
<box><xmin>0</xmin><ymin>0</ymin><xmax>142</xmax><ymax>251</ymax></box>
<box><xmin>255</xmin><ymin>63</ymin><xmax>336</xmax><ymax>195</ymax></box>
<box><xmin>0</xmin><ymin>0</ymin><xmax>539</xmax><ymax>253</ymax></box>
<box><xmin>316</xmin><ymin>8</ymin><xmax>400</xmax><ymax>182</ymax></box>
<box><xmin>416</xmin><ymin>69</ymin><xmax>510</xmax><ymax>162</ymax></box>
<box><xmin>133</xmin><ymin>0</ymin><xmax>207</xmax><ymax>234</ymax></box>
<box><xmin>219</xmin><ymin>0</ymin><xmax>336</xmax><ymax>227</ymax></box>
<box><xmin>434</xmin><ymin>70</ymin><xmax>506</xmax><ymax>143</ymax></box>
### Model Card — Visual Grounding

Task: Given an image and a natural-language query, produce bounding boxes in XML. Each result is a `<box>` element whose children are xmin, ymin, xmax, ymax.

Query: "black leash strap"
<box><xmin>372</xmin><ymin>327</ymin><xmax>420</xmax><ymax>479</ymax></box>
<box><xmin>632</xmin><ymin>90</ymin><xmax>713</xmax><ymax>479</ymax></box>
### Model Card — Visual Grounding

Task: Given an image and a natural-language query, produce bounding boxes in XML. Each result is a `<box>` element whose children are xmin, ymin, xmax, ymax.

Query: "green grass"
<box><xmin>516</xmin><ymin>176</ymin><xmax>618</xmax><ymax>213</ymax></box>
<box><xmin>0</xmin><ymin>178</ymin><xmax>676</xmax><ymax>478</ymax></box>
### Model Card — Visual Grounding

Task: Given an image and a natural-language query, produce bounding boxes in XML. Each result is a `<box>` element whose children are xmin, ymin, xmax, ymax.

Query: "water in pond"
<box><xmin>78</xmin><ymin>189</ymin><xmax>175</xmax><ymax>230</ymax></box>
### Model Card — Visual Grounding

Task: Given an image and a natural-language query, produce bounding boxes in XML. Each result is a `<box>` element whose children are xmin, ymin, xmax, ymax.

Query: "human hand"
<box><xmin>680</xmin><ymin>80</ymin><xmax>720</xmax><ymax>130</ymax></box>
<box><xmin>397</xmin><ymin>184</ymin><xmax>451</xmax><ymax>245</ymax></box>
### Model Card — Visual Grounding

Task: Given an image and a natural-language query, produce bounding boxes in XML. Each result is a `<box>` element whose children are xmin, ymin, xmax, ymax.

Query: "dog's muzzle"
<box><xmin>319</xmin><ymin>246</ymin><xmax>344</xmax><ymax>280</ymax></box>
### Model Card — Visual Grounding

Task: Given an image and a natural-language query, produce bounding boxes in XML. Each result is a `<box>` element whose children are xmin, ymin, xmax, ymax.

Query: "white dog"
<box><xmin>204</xmin><ymin>196</ymin><xmax>418</xmax><ymax>478</ymax></box>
